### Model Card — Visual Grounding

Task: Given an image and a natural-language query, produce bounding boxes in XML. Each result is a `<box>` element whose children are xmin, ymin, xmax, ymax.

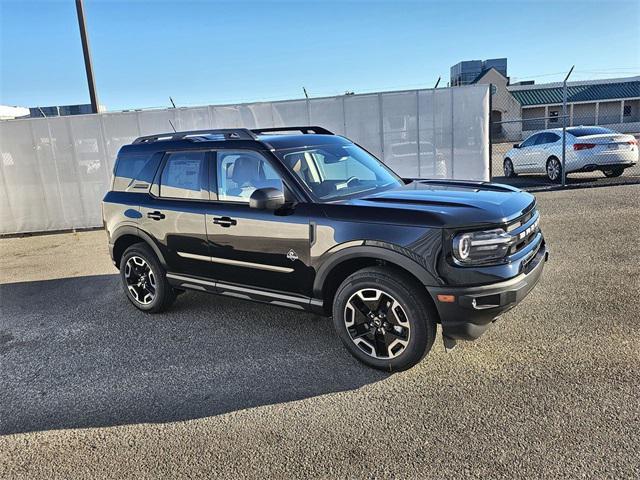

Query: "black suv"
<box><xmin>103</xmin><ymin>126</ymin><xmax>547</xmax><ymax>371</ymax></box>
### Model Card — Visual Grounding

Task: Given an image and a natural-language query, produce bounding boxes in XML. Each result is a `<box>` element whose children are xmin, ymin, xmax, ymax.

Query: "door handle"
<box><xmin>213</xmin><ymin>216</ymin><xmax>237</xmax><ymax>227</ymax></box>
<box><xmin>147</xmin><ymin>211</ymin><xmax>165</xmax><ymax>221</ymax></box>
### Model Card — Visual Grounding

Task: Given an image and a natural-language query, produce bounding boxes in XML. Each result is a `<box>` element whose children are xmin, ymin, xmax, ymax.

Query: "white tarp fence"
<box><xmin>0</xmin><ymin>84</ymin><xmax>489</xmax><ymax>234</ymax></box>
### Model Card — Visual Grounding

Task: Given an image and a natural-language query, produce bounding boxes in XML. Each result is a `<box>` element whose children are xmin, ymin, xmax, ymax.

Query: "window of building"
<box><xmin>216</xmin><ymin>151</ymin><xmax>283</xmax><ymax>203</ymax></box>
<box><xmin>549</xmin><ymin>111</ymin><xmax>559</xmax><ymax>123</ymax></box>
<box><xmin>159</xmin><ymin>151</ymin><xmax>207</xmax><ymax>200</ymax></box>
<box><xmin>623</xmin><ymin>105</ymin><xmax>632</xmax><ymax>117</ymax></box>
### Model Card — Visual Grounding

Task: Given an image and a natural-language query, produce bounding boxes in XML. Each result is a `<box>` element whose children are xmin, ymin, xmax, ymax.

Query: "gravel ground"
<box><xmin>1</xmin><ymin>185</ymin><xmax>639</xmax><ymax>479</ymax></box>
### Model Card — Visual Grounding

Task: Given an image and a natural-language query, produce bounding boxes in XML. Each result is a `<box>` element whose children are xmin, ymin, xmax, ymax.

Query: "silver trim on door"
<box><xmin>177</xmin><ymin>251</ymin><xmax>294</xmax><ymax>273</ymax></box>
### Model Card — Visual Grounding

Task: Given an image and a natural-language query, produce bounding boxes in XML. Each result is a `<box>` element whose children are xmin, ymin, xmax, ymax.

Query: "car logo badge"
<box><xmin>286</xmin><ymin>249</ymin><xmax>298</xmax><ymax>262</ymax></box>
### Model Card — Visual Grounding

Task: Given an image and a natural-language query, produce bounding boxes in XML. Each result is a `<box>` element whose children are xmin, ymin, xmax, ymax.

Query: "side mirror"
<box><xmin>249</xmin><ymin>187</ymin><xmax>285</xmax><ymax>210</ymax></box>
<box><xmin>513</xmin><ymin>143</ymin><xmax>521</xmax><ymax>148</ymax></box>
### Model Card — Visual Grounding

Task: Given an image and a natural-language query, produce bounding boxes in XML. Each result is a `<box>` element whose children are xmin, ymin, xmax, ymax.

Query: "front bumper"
<box><xmin>428</xmin><ymin>243</ymin><xmax>548</xmax><ymax>341</ymax></box>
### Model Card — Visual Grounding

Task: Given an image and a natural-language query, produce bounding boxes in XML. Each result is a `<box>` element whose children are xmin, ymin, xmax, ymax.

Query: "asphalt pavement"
<box><xmin>1</xmin><ymin>185</ymin><xmax>639</xmax><ymax>479</ymax></box>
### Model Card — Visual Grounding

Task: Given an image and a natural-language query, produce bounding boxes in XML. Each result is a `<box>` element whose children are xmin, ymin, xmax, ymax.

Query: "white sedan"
<box><xmin>503</xmin><ymin>126</ymin><xmax>639</xmax><ymax>182</ymax></box>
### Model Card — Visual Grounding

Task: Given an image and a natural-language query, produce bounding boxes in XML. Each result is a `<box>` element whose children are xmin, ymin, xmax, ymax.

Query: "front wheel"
<box><xmin>603</xmin><ymin>167</ymin><xmax>624</xmax><ymax>178</ymax></box>
<box><xmin>332</xmin><ymin>267</ymin><xmax>437</xmax><ymax>371</ymax></box>
<box><xmin>503</xmin><ymin>158</ymin><xmax>517</xmax><ymax>178</ymax></box>
<box><xmin>120</xmin><ymin>243</ymin><xmax>176</xmax><ymax>313</ymax></box>
<box><xmin>546</xmin><ymin>157</ymin><xmax>562</xmax><ymax>183</ymax></box>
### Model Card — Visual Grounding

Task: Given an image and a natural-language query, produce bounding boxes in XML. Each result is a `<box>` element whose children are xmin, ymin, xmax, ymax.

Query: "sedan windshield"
<box><xmin>275</xmin><ymin>144</ymin><xmax>403</xmax><ymax>201</ymax></box>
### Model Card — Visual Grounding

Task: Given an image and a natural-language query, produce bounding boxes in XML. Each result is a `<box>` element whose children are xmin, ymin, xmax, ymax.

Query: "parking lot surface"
<box><xmin>1</xmin><ymin>185</ymin><xmax>639</xmax><ymax>479</ymax></box>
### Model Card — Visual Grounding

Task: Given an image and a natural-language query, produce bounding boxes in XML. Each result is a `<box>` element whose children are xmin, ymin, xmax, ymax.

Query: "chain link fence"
<box><xmin>490</xmin><ymin>81</ymin><xmax>640</xmax><ymax>188</ymax></box>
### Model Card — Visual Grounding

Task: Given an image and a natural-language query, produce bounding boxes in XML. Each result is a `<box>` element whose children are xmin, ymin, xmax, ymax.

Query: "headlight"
<box><xmin>452</xmin><ymin>228</ymin><xmax>513</xmax><ymax>265</ymax></box>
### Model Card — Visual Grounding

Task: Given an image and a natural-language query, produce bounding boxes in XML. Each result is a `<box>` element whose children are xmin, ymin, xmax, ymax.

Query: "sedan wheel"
<box><xmin>546</xmin><ymin>157</ymin><xmax>562</xmax><ymax>183</ymax></box>
<box><xmin>504</xmin><ymin>159</ymin><xmax>516</xmax><ymax>178</ymax></box>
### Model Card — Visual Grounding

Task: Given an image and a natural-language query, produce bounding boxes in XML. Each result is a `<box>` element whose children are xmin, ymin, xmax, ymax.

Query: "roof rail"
<box><xmin>251</xmin><ymin>126</ymin><xmax>334</xmax><ymax>136</ymax></box>
<box><xmin>132</xmin><ymin>128</ymin><xmax>258</xmax><ymax>144</ymax></box>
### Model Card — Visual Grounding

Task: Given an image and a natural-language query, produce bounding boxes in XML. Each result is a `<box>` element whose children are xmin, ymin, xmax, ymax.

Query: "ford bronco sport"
<box><xmin>102</xmin><ymin>126</ymin><xmax>548</xmax><ymax>371</ymax></box>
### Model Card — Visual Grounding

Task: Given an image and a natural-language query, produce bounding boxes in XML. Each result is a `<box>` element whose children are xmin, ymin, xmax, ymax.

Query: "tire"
<box><xmin>119</xmin><ymin>242</ymin><xmax>176</xmax><ymax>313</ymax></box>
<box><xmin>503</xmin><ymin>158</ymin><xmax>517</xmax><ymax>178</ymax></box>
<box><xmin>332</xmin><ymin>266</ymin><xmax>437</xmax><ymax>372</ymax></box>
<box><xmin>603</xmin><ymin>167</ymin><xmax>623</xmax><ymax>178</ymax></box>
<box><xmin>546</xmin><ymin>157</ymin><xmax>562</xmax><ymax>183</ymax></box>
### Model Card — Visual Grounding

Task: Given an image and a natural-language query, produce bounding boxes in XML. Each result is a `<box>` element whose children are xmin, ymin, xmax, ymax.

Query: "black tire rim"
<box><xmin>547</xmin><ymin>159</ymin><xmax>560</xmax><ymax>181</ymax></box>
<box><xmin>124</xmin><ymin>256</ymin><xmax>157</xmax><ymax>305</ymax></box>
<box><xmin>344</xmin><ymin>288</ymin><xmax>410</xmax><ymax>359</ymax></box>
<box><xmin>504</xmin><ymin>160</ymin><xmax>513</xmax><ymax>177</ymax></box>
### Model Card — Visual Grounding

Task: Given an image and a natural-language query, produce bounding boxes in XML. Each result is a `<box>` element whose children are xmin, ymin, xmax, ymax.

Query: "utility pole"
<box><xmin>561</xmin><ymin>65</ymin><xmax>574</xmax><ymax>187</ymax></box>
<box><xmin>75</xmin><ymin>0</ymin><xmax>99</xmax><ymax>114</ymax></box>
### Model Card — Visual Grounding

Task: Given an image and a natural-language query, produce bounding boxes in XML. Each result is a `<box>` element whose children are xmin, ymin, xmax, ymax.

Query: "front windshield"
<box><xmin>276</xmin><ymin>143</ymin><xmax>403</xmax><ymax>201</ymax></box>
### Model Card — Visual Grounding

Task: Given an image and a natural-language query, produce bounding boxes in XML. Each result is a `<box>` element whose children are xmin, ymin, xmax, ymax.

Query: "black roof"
<box><xmin>125</xmin><ymin>126</ymin><xmax>348</xmax><ymax>152</ymax></box>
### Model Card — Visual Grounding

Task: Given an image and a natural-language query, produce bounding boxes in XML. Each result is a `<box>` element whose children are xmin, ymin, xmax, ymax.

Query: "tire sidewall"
<box><xmin>119</xmin><ymin>244</ymin><xmax>169</xmax><ymax>312</ymax></box>
<box><xmin>332</xmin><ymin>270</ymin><xmax>432</xmax><ymax>371</ymax></box>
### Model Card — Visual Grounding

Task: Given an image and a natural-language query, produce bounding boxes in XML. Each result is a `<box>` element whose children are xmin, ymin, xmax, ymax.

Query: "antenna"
<box><xmin>303</xmin><ymin>87</ymin><xmax>309</xmax><ymax>99</ymax></box>
<box><xmin>168</xmin><ymin>119</ymin><xmax>177</xmax><ymax>133</ymax></box>
<box><xmin>169</xmin><ymin>96</ymin><xmax>176</xmax><ymax>108</ymax></box>
<box><xmin>434</xmin><ymin>77</ymin><xmax>441</xmax><ymax>89</ymax></box>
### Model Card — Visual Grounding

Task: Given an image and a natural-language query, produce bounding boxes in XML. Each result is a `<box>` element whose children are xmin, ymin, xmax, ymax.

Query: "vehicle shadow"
<box><xmin>0</xmin><ymin>274</ymin><xmax>388</xmax><ymax>435</ymax></box>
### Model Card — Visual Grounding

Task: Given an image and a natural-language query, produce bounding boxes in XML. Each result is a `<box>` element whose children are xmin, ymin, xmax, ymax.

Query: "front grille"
<box><xmin>506</xmin><ymin>209</ymin><xmax>540</xmax><ymax>256</ymax></box>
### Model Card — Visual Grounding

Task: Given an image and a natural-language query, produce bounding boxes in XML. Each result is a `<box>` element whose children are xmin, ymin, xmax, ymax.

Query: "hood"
<box><xmin>338</xmin><ymin>179</ymin><xmax>536</xmax><ymax>228</ymax></box>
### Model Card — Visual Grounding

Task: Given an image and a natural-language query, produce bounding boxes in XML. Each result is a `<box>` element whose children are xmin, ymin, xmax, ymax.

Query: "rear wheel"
<box><xmin>120</xmin><ymin>243</ymin><xmax>176</xmax><ymax>313</ymax></box>
<box><xmin>546</xmin><ymin>157</ymin><xmax>562</xmax><ymax>183</ymax></box>
<box><xmin>503</xmin><ymin>158</ymin><xmax>517</xmax><ymax>178</ymax></box>
<box><xmin>332</xmin><ymin>267</ymin><xmax>437</xmax><ymax>371</ymax></box>
<box><xmin>603</xmin><ymin>167</ymin><xmax>624</xmax><ymax>178</ymax></box>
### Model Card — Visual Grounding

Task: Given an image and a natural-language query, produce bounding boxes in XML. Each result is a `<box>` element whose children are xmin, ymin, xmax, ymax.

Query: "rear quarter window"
<box><xmin>113</xmin><ymin>151</ymin><xmax>151</xmax><ymax>190</ymax></box>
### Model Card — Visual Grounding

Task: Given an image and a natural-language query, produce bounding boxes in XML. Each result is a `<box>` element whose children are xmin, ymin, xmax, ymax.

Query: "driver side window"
<box><xmin>216</xmin><ymin>150</ymin><xmax>283</xmax><ymax>203</ymax></box>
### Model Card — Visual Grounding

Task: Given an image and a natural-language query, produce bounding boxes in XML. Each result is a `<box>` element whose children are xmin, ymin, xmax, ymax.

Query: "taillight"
<box><xmin>628</xmin><ymin>139</ymin><xmax>638</xmax><ymax>145</ymax></box>
<box><xmin>574</xmin><ymin>143</ymin><xmax>596</xmax><ymax>151</ymax></box>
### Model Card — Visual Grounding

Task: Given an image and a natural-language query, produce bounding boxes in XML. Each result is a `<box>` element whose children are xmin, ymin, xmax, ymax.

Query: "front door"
<box><xmin>205</xmin><ymin>150</ymin><xmax>313</xmax><ymax>296</ymax></box>
<box><xmin>515</xmin><ymin>133</ymin><xmax>541</xmax><ymax>173</ymax></box>
<box><xmin>139</xmin><ymin>150</ymin><xmax>212</xmax><ymax>278</ymax></box>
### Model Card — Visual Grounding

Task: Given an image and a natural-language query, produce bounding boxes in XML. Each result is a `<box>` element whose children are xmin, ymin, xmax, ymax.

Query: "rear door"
<box><xmin>139</xmin><ymin>150</ymin><xmax>213</xmax><ymax>278</ymax></box>
<box><xmin>204</xmin><ymin>149</ymin><xmax>314</xmax><ymax>296</ymax></box>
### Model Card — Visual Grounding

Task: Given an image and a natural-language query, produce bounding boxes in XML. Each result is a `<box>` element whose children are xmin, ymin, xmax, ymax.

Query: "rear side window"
<box><xmin>216</xmin><ymin>150</ymin><xmax>283</xmax><ymax>203</ymax></box>
<box><xmin>159</xmin><ymin>151</ymin><xmax>208</xmax><ymax>200</ymax></box>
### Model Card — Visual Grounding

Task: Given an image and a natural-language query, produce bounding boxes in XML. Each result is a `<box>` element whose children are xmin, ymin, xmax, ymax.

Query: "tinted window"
<box><xmin>520</xmin><ymin>134</ymin><xmax>539</xmax><ymax>147</ymax></box>
<box><xmin>547</xmin><ymin>133</ymin><xmax>560</xmax><ymax>142</ymax></box>
<box><xmin>567</xmin><ymin>127</ymin><xmax>614</xmax><ymax>137</ymax></box>
<box><xmin>217</xmin><ymin>150</ymin><xmax>283</xmax><ymax>203</ymax></box>
<box><xmin>114</xmin><ymin>152</ymin><xmax>148</xmax><ymax>180</ymax></box>
<box><xmin>159</xmin><ymin>151</ymin><xmax>207</xmax><ymax>199</ymax></box>
<box><xmin>534</xmin><ymin>134</ymin><xmax>549</xmax><ymax>145</ymax></box>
